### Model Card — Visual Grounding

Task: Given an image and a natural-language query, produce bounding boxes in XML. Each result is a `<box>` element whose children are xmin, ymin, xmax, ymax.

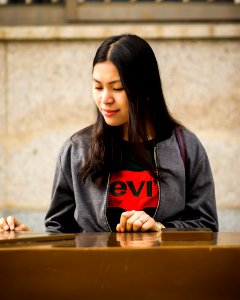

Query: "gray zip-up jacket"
<box><xmin>45</xmin><ymin>126</ymin><xmax>218</xmax><ymax>232</ymax></box>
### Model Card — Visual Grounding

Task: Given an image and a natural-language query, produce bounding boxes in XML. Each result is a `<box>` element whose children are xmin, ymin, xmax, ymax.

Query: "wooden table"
<box><xmin>0</xmin><ymin>230</ymin><xmax>239</xmax><ymax>300</ymax></box>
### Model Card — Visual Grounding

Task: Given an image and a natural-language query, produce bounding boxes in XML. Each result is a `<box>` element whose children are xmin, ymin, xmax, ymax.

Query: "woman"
<box><xmin>0</xmin><ymin>34</ymin><xmax>218</xmax><ymax>233</ymax></box>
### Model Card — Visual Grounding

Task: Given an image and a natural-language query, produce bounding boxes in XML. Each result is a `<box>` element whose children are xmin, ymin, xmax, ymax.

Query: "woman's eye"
<box><xmin>113</xmin><ymin>88</ymin><xmax>124</xmax><ymax>91</ymax></box>
<box><xmin>94</xmin><ymin>87</ymin><xmax>102</xmax><ymax>90</ymax></box>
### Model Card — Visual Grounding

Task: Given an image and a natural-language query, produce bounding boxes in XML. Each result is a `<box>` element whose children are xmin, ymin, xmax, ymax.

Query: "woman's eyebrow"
<box><xmin>93</xmin><ymin>78</ymin><xmax>121</xmax><ymax>85</ymax></box>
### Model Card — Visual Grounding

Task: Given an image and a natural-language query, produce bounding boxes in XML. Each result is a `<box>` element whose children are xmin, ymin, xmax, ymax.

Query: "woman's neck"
<box><xmin>122</xmin><ymin>123</ymin><xmax>155</xmax><ymax>141</ymax></box>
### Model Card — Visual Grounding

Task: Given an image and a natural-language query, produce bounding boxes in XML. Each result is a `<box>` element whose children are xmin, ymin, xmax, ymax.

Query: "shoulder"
<box><xmin>58</xmin><ymin>125</ymin><xmax>93</xmax><ymax>164</ymax></box>
<box><xmin>157</xmin><ymin>127</ymin><xmax>204</xmax><ymax>152</ymax></box>
<box><xmin>70</xmin><ymin>125</ymin><xmax>93</xmax><ymax>146</ymax></box>
<box><xmin>180</xmin><ymin>128</ymin><xmax>213</xmax><ymax>176</ymax></box>
<box><xmin>62</xmin><ymin>125</ymin><xmax>92</xmax><ymax>149</ymax></box>
<box><xmin>181</xmin><ymin>127</ymin><xmax>206</xmax><ymax>159</ymax></box>
<box><xmin>157</xmin><ymin>127</ymin><xmax>208</xmax><ymax>167</ymax></box>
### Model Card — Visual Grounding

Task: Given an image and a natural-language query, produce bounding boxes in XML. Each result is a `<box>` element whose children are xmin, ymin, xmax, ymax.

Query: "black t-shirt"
<box><xmin>106</xmin><ymin>139</ymin><xmax>159</xmax><ymax>231</ymax></box>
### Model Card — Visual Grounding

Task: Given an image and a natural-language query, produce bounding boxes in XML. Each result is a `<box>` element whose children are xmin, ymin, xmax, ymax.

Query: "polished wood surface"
<box><xmin>1</xmin><ymin>231</ymin><xmax>240</xmax><ymax>300</ymax></box>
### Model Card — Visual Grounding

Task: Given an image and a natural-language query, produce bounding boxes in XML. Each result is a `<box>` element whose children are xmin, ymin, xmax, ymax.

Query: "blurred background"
<box><xmin>0</xmin><ymin>0</ymin><xmax>240</xmax><ymax>231</ymax></box>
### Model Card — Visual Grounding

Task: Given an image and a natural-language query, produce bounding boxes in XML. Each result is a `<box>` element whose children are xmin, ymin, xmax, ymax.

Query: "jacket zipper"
<box><xmin>104</xmin><ymin>174</ymin><xmax>112</xmax><ymax>232</ymax></box>
<box><xmin>153</xmin><ymin>146</ymin><xmax>161</xmax><ymax>220</ymax></box>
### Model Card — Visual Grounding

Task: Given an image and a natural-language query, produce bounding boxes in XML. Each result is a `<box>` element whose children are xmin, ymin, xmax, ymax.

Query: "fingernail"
<box><xmin>4</xmin><ymin>225</ymin><xmax>9</xmax><ymax>230</ymax></box>
<box><xmin>10</xmin><ymin>226</ymin><xmax>14</xmax><ymax>230</ymax></box>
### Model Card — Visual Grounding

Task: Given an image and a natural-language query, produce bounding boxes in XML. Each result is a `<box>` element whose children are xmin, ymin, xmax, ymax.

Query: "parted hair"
<box><xmin>79</xmin><ymin>34</ymin><xmax>180</xmax><ymax>186</ymax></box>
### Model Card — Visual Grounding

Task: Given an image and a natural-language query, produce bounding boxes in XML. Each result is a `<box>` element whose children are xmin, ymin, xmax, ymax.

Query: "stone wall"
<box><xmin>0</xmin><ymin>24</ymin><xmax>239</xmax><ymax>231</ymax></box>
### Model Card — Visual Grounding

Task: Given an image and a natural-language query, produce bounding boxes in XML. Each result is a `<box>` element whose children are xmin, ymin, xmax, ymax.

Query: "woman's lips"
<box><xmin>102</xmin><ymin>109</ymin><xmax>119</xmax><ymax>117</ymax></box>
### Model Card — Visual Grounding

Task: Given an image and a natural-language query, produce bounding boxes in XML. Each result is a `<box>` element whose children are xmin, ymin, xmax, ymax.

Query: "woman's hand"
<box><xmin>0</xmin><ymin>216</ymin><xmax>31</xmax><ymax>232</ymax></box>
<box><xmin>116</xmin><ymin>210</ymin><xmax>164</xmax><ymax>232</ymax></box>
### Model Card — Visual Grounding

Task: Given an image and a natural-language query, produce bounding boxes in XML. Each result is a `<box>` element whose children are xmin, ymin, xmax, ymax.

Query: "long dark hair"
<box><xmin>79</xmin><ymin>34</ymin><xmax>180</xmax><ymax>186</ymax></box>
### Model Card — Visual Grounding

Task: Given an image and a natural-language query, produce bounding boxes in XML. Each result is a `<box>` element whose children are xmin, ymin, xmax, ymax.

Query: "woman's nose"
<box><xmin>101</xmin><ymin>89</ymin><xmax>114</xmax><ymax>104</ymax></box>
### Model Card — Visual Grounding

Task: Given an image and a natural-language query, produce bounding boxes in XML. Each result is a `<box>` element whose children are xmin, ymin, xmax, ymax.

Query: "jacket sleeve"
<box><xmin>163</xmin><ymin>135</ymin><xmax>219</xmax><ymax>232</ymax></box>
<box><xmin>45</xmin><ymin>147</ymin><xmax>82</xmax><ymax>233</ymax></box>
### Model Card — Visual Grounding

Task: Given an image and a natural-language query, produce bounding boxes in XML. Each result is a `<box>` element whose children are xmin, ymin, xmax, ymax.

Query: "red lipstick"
<box><xmin>102</xmin><ymin>109</ymin><xmax>119</xmax><ymax>117</ymax></box>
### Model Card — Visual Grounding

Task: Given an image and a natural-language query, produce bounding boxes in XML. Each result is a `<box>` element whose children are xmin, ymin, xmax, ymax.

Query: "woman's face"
<box><xmin>92</xmin><ymin>61</ymin><xmax>129</xmax><ymax>138</ymax></box>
